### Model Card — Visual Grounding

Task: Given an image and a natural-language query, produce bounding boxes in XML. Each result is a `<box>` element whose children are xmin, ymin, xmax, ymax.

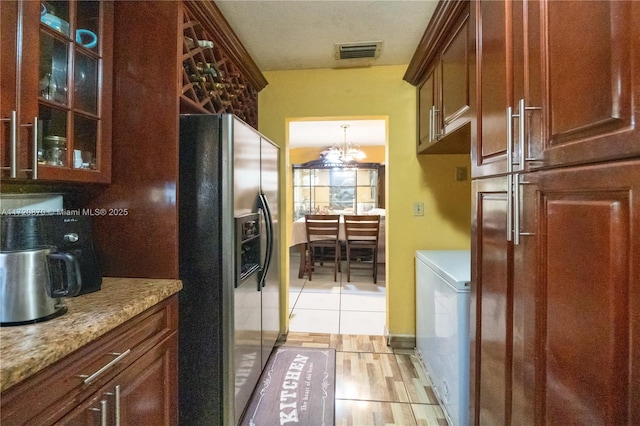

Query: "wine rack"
<box><xmin>181</xmin><ymin>6</ymin><xmax>258</xmax><ymax>127</ymax></box>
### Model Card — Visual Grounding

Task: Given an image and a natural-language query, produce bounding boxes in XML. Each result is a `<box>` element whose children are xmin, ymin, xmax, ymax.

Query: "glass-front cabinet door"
<box><xmin>355</xmin><ymin>168</ymin><xmax>377</xmax><ymax>213</ymax></box>
<box><xmin>292</xmin><ymin>164</ymin><xmax>380</xmax><ymax>220</ymax></box>
<box><xmin>1</xmin><ymin>0</ymin><xmax>112</xmax><ymax>183</ymax></box>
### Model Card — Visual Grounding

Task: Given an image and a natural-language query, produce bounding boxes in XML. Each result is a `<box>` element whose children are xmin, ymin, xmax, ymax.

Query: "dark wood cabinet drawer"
<box><xmin>0</xmin><ymin>296</ymin><xmax>178</xmax><ymax>425</ymax></box>
<box><xmin>59</xmin><ymin>333</ymin><xmax>178</xmax><ymax>426</ymax></box>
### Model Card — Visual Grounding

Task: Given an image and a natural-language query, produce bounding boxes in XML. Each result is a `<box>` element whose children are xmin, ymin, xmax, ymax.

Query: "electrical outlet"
<box><xmin>413</xmin><ymin>202</ymin><xmax>424</xmax><ymax>216</ymax></box>
<box><xmin>455</xmin><ymin>166</ymin><xmax>468</xmax><ymax>181</ymax></box>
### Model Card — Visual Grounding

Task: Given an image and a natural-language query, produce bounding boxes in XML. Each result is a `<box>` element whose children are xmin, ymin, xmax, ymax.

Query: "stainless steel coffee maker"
<box><xmin>0</xmin><ymin>246</ymin><xmax>81</xmax><ymax>325</ymax></box>
<box><xmin>0</xmin><ymin>214</ymin><xmax>102</xmax><ymax>325</ymax></box>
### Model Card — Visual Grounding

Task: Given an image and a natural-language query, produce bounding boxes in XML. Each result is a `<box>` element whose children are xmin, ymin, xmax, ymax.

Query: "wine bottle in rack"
<box><xmin>196</xmin><ymin>62</ymin><xmax>218</xmax><ymax>77</ymax></box>
<box><xmin>189</xmin><ymin>74</ymin><xmax>207</xmax><ymax>83</ymax></box>
<box><xmin>205</xmin><ymin>82</ymin><xmax>225</xmax><ymax>90</ymax></box>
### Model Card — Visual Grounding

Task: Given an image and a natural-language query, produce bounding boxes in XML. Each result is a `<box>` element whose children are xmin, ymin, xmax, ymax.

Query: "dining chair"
<box><xmin>304</xmin><ymin>214</ymin><xmax>341</xmax><ymax>281</ymax></box>
<box><xmin>343</xmin><ymin>215</ymin><xmax>381</xmax><ymax>283</ymax></box>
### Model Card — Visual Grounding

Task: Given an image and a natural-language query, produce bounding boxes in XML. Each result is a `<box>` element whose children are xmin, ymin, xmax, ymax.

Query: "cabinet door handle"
<box><xmin>506</xmin><ymin>106</ymin><xmax>514</xmax><ymax>242</ymax></box>
<box><xmin>515</xmin><ymin>99</ymin><xmax>542</xmax><ymax>170</ymax></box>
<box><xmin>79</xmin><ymin>349</ymin><xmax>131</xmax><ymax>384</ymax></box>
<box><xmin>106</xmin><ymin>384</ymin><xmax>122</xmax><ymax>426</ymax></box>
<box><xmin>89</xmin><ymin>399</ymin><xmax>108</xmax><ymax>426</ymax></box>
<box><xmin>514</xmin><ymin>172</ymin><xmax>521</xmax><ymax>245</ymax></box>
<box><xmin>433</xmin><ymin>107</ymin><xmax>442</xmax><ymax>139</ymax></box>
<box><xmin>115</xmin><ymin>384</ymin><xmax>121</xmax><ymax>426</ymax></box>
<box><xmin>1</xmin><ymin>111</ymin><xmax>18</xmax><ymax>178</ymax></box>
<box><xmin>514</xmin><ymin>175</ymin><xmax>535</xmax><ymax>243</ymax></box>
<box><xmin>510</xmin><ymin>100</ymin><xmax>541</xmax><ymax>245</ymax></box>
<box><xmin>429</xmin><ymin>106</ymin><xmax>434</xmax><ymax>142</ymax></box>
<box><xmin>21</xmin><ymin>117</ymin><xmax>39</xmax><ymax>179</ymax></box>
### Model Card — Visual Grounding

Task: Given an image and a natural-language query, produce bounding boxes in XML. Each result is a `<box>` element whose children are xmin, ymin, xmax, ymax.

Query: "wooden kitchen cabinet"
<box><xmin>470</xmin><ymin>174</ymin><xmax>536</xmax><ymax>424</ymax></box>
<box><xmin>61</xmin><ymin>334</ymin><xmax>177</xmax><ymax>425</ymax></box>
<box><xmin>471</xmin><ymin>160</ymin><xmax>640</xmax><ymax>425</ymax></box>
<box><xmin>180</xmin><ymin>4</ymin><xmax>263</xmax><ymax>127</ymax></box>
<box><xmin>0</xmin><ymin>296</ymin><xmax>178</xmax><ymax>425</ymax></box>
<box><xmin>529</xmin><ymin>1</ymin><xmax>640</xmax><ymax>170</ymax></box>
<box><xmin>0</xmin><ymin>0</ymin><xmax>112</xmax><ymax>183</ymax></box>
<box><xmin>407</xmin><ymin>1</ymin><xmax>472</xmax><ymax>155</ymax></box>
<box><xmin>471</xmin><ymin>0</ymin><xmax>516</xmax><ymax>178</ymax></box>
<box><xmin>417</xmin><ymin>66</ymin><xmax>437</xmax><ymax>152</ymax></box>
<box><xmin>471</xmin><ymin>1</ymin><xmax>640</xmax><ymax>423</ymax></box>
<box><xmin>525</xmin><ymin>161</ymin><xmax>639</xmax><ymax>424</ymax></box>
<box><xmin>439</xmin><ymin>12</ymin><xmax>471</xmax><ymax>139</ymax></box>
<box><xmin>472</xmin><ymin>0</ymin><xmax>640</xmax><ymax>178</ymax></box>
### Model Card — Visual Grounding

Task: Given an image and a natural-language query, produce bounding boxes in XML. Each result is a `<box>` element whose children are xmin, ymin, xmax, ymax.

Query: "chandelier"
<box><xmin>326</xmin><ymin>124</ymin><xmax>367</xmax><ymax>162</ymax></box>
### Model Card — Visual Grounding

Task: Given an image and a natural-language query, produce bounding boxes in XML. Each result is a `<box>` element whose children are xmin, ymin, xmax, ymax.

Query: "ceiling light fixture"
<box><xmin>326</xmin><ymin>124</ymin><xmax>367</xmax><ymax>162</ymax></box>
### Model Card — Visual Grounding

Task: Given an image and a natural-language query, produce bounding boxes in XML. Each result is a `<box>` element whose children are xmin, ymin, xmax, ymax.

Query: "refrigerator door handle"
<box><xmin>258</xmin><ymin>193</ymin><xmax>274</xmax><ymax>288</ymax></box>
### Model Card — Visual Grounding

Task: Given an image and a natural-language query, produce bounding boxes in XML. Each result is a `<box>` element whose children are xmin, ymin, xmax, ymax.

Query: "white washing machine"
<box><xmin>416</xmin><ymin>250</ymin><xmax>470</xmax><ymax>426</ymax></box>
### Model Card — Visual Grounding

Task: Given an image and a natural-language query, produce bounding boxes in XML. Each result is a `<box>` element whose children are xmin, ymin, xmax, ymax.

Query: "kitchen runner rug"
<box><xmin>241</xmin><ymin>347</ymin><xmax>336</xmax><ymax>426</ymax></box>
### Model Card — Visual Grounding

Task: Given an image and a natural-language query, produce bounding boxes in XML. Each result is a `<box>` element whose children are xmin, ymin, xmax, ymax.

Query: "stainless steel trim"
<box><xmin>100</xmin><ymin>399</ymin><xmax>107</xmax><ymax>426</ymax></box>
<box><xmin>257</xmin><ymin>193</ymin><xmax>274</xmax><ymax>288</ymax></box>
<box><xmin>64</xmin><ymin>233</ymin><xmax>79</xmax><ymax>243</ymax></box>
<box><xmin>115</xmin><ymin>385</ymin><xmax>121</xmax><ymax>426</ymax></box>
<box><xmin>25</xmin><ymin>116</ymin><xmax>38</xmax><ymax>180</ymax></box>
<box><xmin>17</xmin><ymin>117</ymin><xmax>39</xmax><ymax>178</ymax></box>
<box><xmin>518</xmin><ymin>99</ymin><xmax>526</xmax><ymax>170</ymax></box>
<box><xmin>514</xmin><ymin>173</ymin><xmax>521</xmax><ymax>245</ymax></box>
<box><xmin>506</xmin><ymin>106</ymin><xmax>514</xmax><ymax>174</ymax></box>
<box><xmin>90</xmin><ymin>400</ymin><xmax>108</xmax><ymax>426</ymax></box>
<box><xmin>31</xmin><ymin>117</ymin><xmax>38</xmax><ymax>179</ymax></box>
<box><xmin>429</xmin><ymin>106</ymin><xmax>434</xmax><ymax>142</ymax></box>
<box><xmin>10</xmin><ymin>110</ymin><xmax>17</xmax><ymax>178</ymax></box>
<box><xmin>1</xmin><ymin>111</ymin><xmax>18</xmax><ymax>177</ymax></box>
<box><xmin>220</xmin><ymin>114</ymin><xmax>236</xmax><ymax>426</ymax></box>
<box><xmin>433</xmin><ymin>107</ymin><xmax>442</xmax><ymax>139</ymax></box>
<box><xmin>507</xmin><ymin>174</ymin><xmax>513</xmax><ymax>242</ymax></box>
<box><xmin>517</xmin><ymin>178</ymin><xmax>535</xmax><ymax>240</ymax></box>
<box><xmin>105</xmin><ymin>384</ymin><xmax>121</xmax><ymax>425</ymax></box>
<box><xmin>517</xmin><ymin>98</ymin><xmax>542</xmax><ymax>165</ymax></box>
<box><xmin>80</xmin><ymin>349</ymin><xmax>131</xmax><ymax>384</ymax></box>
<box><xmin>506</xmin><ymin>106</ymin><xmax>514</xmax><ymax>242</ymax></box>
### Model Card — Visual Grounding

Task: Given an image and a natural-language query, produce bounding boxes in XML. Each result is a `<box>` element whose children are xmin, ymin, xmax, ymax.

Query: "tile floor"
<box><xmin>288</xmin><ymin>249</ymin><xmax>387</xmax><ymax>336</ymax></box>
<box><xmin>285</xmin><ymin>249</ymin><xmax>449</xmax><ymax>425</ymax></box>
<box><xmin>282</xmin><ymin>333</ymin><xmax>448</xmax><ymax>426</ymax></box>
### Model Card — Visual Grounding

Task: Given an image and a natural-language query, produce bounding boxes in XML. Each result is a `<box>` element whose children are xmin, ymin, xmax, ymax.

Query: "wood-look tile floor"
<box><xmin>282</xmin><ymin>332</ymin><xmax>448</xmax><ymax>426</ymax></box>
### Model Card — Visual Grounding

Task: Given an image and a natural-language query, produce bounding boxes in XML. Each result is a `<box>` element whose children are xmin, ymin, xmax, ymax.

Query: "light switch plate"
<box><xmin>413</xmin><ymin>202</ymin><xmax>424</xmax><ymax>216</ymax></box>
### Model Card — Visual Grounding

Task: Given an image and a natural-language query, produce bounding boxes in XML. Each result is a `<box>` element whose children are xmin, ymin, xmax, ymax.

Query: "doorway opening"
<box><xmin>285</xmin><ymin>116</ymin><xmax>388</xmax><ymax>335</ymax></box>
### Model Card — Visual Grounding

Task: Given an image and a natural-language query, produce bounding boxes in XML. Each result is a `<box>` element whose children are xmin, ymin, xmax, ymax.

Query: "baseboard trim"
<box><xmin>385</xmin><ymin>332</ymin><xmax>416</xmax><ymax>350</ymax></box>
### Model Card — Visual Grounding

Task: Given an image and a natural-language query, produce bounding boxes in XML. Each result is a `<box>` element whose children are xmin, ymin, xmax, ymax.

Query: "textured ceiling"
<box><xmin>215</xmin><ymin>0</ymin><xmax>438</xmax><ymax>71</ymax></box>
<box><xmin>214</xmin><ymin>0</ymin><xmax>438</xmax><ymax>147</ymax></box>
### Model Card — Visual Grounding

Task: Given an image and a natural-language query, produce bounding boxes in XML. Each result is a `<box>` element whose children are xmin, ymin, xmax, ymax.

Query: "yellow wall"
<box><xmin>258</xmin><ymin>65</ymin><xmax>471</xmax><ymax>338</ymax></box>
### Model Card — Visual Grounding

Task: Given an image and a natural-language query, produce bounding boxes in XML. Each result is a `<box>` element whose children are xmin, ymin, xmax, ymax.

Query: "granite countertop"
<box><xmin>0</xmin><ymin>277</ymin><xmax>182</xmax><ymax>393</ymax></box>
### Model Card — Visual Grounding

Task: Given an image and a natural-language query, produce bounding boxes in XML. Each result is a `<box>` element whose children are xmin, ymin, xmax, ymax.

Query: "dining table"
<box><xmin>289</xmin><ymin>215</ymin><xmax>385</xmax><ymax>279</ymax></box>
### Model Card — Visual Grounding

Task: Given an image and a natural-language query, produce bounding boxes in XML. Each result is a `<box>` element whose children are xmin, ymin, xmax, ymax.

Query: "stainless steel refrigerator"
<box><xmin>178</xmin><ymin>114</ymin><xmax>281</xmax><ymax>425</ymax></box>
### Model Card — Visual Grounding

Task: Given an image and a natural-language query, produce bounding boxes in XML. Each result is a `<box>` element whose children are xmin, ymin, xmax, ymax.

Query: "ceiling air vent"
<box><xmin>334</xmin><ymin>41</ymin><xmax>383</xmax><ymax>60</ymax></box>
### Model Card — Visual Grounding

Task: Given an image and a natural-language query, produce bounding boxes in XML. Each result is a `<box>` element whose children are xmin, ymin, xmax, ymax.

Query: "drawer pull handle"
<box><xmin>80</xmin><ymin>349</ymin><xmax>131</xmax><ymax>384</ymax></box>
